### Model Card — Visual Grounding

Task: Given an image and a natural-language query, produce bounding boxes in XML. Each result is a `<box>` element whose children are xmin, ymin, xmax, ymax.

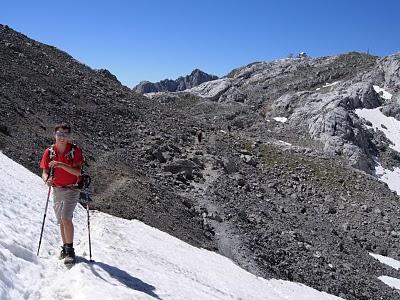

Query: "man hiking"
<box><xmin>196</xmin><ymin>128</ymin><xmax>203</xmax><ymax>144</ymax></box>
<box><xmin>39</xmin><ymin>123</ymin><xmax>84</xmax><ymax>264</ymax></box>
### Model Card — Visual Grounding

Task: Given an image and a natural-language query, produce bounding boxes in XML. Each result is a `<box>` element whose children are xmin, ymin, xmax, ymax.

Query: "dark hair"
<box><xmin>54</xmin><ymin>123</ymin><xmax>71</xmax><ymax>133</ymax></box>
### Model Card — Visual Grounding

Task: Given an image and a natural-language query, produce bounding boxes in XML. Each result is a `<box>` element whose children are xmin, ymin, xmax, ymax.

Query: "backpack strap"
<box><xmin>48</xmin><ymin>143</ymin><xmax>77</xmax><ymax>161</ymax></box>
<box><xmin>48</xmin><ymin>144</ymin><xmax>57</xmax><ymax>160</ymax></box>
<box><xmin>66</xmin><ymin>144</ymin><xmax>76</xmax><ymax>161</ymax></box>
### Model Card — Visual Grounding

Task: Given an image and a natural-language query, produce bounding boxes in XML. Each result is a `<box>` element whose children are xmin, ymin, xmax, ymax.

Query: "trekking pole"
<box><xmin>86</xmin><ymin>197</ymin><xmax>93</xmax><ymax>262</ymax></box>
<box><xmin>37</xmin><ymin>167</ymin><xmax>54</xmax><ymax>256</ymax></box>
<box><xmin>82</xmin><ymin>175</ymin><xmax>93</xmax><ymax>262</ymax></box>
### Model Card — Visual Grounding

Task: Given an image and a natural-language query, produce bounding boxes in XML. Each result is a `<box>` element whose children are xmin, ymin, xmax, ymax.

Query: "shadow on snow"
<box><xmin>79</xmin><ymin>257</ymin><xmax>162</xmax><ymax>299</ymax></box>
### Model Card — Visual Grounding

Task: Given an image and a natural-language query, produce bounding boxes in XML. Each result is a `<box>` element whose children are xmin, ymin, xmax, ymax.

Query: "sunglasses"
<box><xmin>55</xmin><ymin>131</ymin><xmax>71</xmax><ymax>137</ymax></box>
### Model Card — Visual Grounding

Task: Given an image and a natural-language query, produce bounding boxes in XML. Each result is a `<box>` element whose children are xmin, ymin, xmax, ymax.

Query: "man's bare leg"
<box><xmin>60</xmin><ymin>223</ymin><xmax>66</xmax><ymax>244</ymax></box>
<box><xmin>62</xmin><ymin>219</ymin><xmax>74</xmax><ymax>244</ymax></box>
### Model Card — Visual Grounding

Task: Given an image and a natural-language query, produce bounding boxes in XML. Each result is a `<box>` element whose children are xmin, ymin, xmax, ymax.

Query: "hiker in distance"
<box><xmin>40</xmin><ymin>123</ymin><xmax>84</xmax><ymax>264</ymax></box>
<box><xmin>196</xmin><ymin>128</ymin><xmax>203</xmax><ymax>144</ymax></box>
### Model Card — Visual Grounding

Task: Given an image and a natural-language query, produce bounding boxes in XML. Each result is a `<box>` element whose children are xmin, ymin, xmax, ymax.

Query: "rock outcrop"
<box><xmin>181</xmin><ymin>53</ymin><xmax>400</xmax><ymax>174</ymax></box>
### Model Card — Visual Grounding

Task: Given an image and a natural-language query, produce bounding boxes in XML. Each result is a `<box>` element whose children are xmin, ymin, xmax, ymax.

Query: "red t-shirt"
<box><xmin>40</xmin><ymin>143</ymin><xmax>84</xmax><ymax>187</ymax></box>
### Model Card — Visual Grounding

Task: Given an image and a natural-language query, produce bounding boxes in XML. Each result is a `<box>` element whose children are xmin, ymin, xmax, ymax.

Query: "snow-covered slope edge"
<box><xmin>355</xmin><ymin>86</ymin><xmax>400</xmax><ymax>194</ymax></box>
<box><xmin>0</xmin><ymin>152</ymin><xmax>343</xmax><ymax>300</ymax></box>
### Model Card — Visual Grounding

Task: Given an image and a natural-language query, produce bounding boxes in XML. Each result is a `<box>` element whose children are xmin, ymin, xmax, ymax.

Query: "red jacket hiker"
<box><xmin>40</xmin><ymin>143</ymin><xmax>84</xmax><ymax>187</ymax></box>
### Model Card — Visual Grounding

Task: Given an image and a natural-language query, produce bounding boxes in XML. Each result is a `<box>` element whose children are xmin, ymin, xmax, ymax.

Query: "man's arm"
<box><xmin>41</xmin><ymin>168</ymin><xmax>54</xmax><ymax>186</ymax></box>
<box><xmin>41</xmin><ymin>169</ymin><xmax>49</xmax><ymax>182</ymax></box>
<box><xmin>49</xmin><ymin>161</ymin><xmax>82</xmax><ymax>176</ymax></box>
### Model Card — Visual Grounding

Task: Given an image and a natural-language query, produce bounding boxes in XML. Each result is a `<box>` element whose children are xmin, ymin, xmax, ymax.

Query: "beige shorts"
<box><xmin>53</xmin><ymin>187</ymin><xmax>80</xmax><ymax>224</ymax></box>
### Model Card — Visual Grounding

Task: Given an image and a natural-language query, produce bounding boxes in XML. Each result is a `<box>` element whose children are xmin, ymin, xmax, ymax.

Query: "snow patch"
<box><xmin>273</xmin><ymin>117</ymin><xmax>288</xmax><ymax>123</ymax></box>
<box><xmin>374</xmin><ymin>162</ymin><xmax>400</xmax><ymax>195</ymax></box>
<box><xmin>373</xmin><ymin>85</ymin><xmax>392</xmax><ymax>100</ymax></box>
<box><xmin>143</xmin><ymin>92</ymin><xmax>165</xmax><ymax>98</ymax></box>
<box><xmin>370</xmin><ymin>253</ymin><xmax>400</xmax><ymax>270</ymax></box>
<box><xmin>355</xmin><ymin>107</ymin><xmax>400</xmax><ymax>152</ymax></box>
<box><xmin>315</xmin><ymin>81</ymin><xmax>340</xmax><ymax>91</ymax></box>
<box><xmin>379</xmin><ymin>276</ymin><xmax>400</xmax><ymax>290</ymax></box>
<box><xmin>371</xmin><ymin>252</ymin><xmax>400</xmax><ymax>291</ymax></box>
<box><xmin>278</xmin><ymin>140</ymin><xmax>292</xmax><ymax>146</ymax></box>
<box><xmin>0</xmin><ymin>152</ymin><xmax>344</xmax><ymax>300</ymax></box>
<box><xmin>355</xmin><ymin>107</ymin><xmax>400</xmax><ymax>195</ymax></box>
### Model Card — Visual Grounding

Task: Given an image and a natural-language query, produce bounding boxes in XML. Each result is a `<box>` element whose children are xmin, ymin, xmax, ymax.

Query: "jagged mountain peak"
<box><xmin>190</xmin><ymin>68</ymin><xmax>207</xmax><ymax>76</ymax></box>
<box><xmin>133</xmin><ymin>68</ymin><xmax>218</xmax><ymax>94</ymax></box>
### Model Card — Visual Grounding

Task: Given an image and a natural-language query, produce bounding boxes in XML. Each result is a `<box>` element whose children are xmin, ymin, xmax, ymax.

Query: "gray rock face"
<box><xmin>185</xmin><ymin>52</ymin><xmax>400</xmax><ymax>173</ymax></box>
<box><xmin>379</xmin><ymin>53</ymin><xmax>400</xmax><ymax>91</ymax></box>
<box><xmin>133</xmin><ymin>69</ymin><xmax>218</xmax><ymax>93</ymax></box>
<box><xmin>185</xmin><ymin>78</ymin><xmax>232</xmax><ymax>101</ymax></box>
<box><xmin>375</xmin><ymin>54</ymin><xmax>400</xmax><ymax>120</ymax></box>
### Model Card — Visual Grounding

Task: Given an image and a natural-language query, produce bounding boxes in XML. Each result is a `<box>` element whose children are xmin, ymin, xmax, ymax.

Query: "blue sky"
<box><xmin>1</xmin><ymin>0</ymin><xmax>399</xmax><ymax>87</ymax></box>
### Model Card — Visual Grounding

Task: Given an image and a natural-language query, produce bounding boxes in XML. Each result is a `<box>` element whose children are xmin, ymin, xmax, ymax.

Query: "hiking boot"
<box><xmin>64</xmin><ymin>246</ymin><xmax>76</xmax><ymax>264</ymax></box>
<box><xmin>59</xmin><ymin>246</ymin><xmax>67</xmax><ymax>260</ymax></box>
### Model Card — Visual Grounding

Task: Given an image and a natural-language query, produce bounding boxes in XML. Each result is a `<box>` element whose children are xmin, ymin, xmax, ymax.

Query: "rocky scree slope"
<box><xmin>147</xmin><ymin>53</ymin><xmax>400</xmax><ymax>299</ymax></box>
<box><xmin>0</xmin><ymin>24</ymin><xmax>214</xmax><ymax>249</ymax></box>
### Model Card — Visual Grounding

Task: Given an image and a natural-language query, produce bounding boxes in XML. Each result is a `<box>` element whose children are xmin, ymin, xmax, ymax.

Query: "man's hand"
<box><xmin>49</xmin><ymin>161</ymin><xmax>64</xmax><ymax>168</ymax></box>
<box><xmin>44</xmin><ymin>176</ymin><xmax>54</xmax><ymax>187</ymax></box>
<box><xmin>42</xmin><ymin>167</ymin><xmax>55</xmax><ymax>186</ymax></box>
